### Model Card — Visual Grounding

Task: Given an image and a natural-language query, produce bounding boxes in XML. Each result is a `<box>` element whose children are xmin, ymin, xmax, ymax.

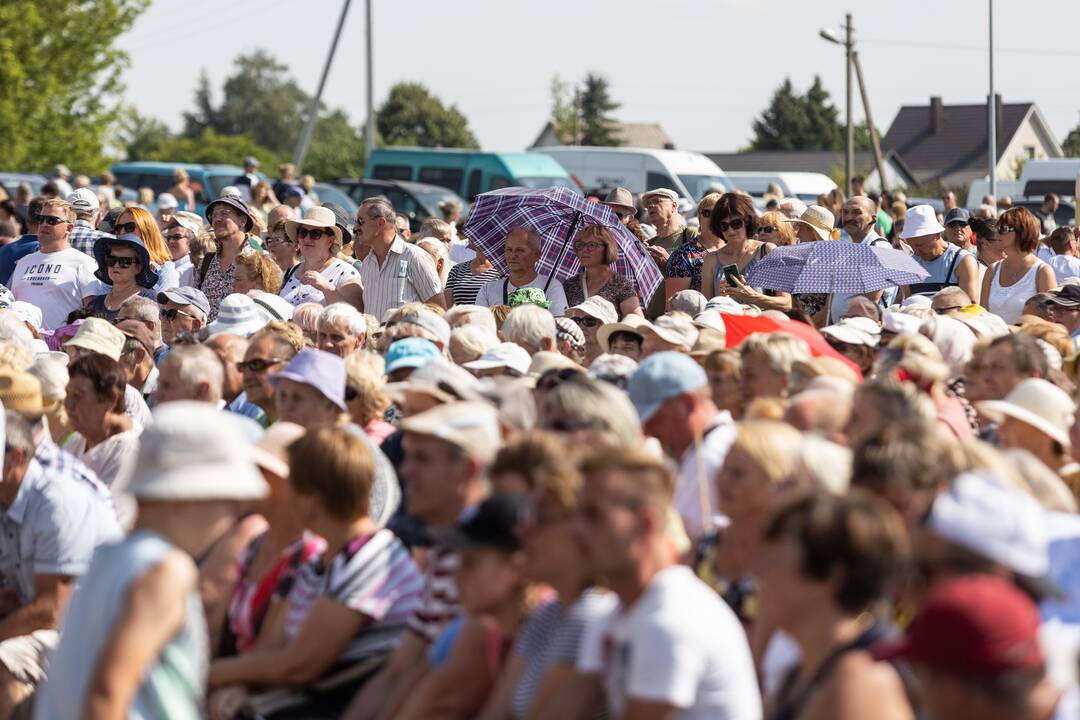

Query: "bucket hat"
<box><xmin>268</xmin><ymin>348</ymin><xmax>348</xmax><ymax>411</ymax></box>
<box><xmin>784</xmin><ymin>205</ymin><xmax>838</xmax><ymax>242</ymax></box>
<box><xmin>597</xmin><ymin>314</ymin><xmax>651</xmax><ymax>353</ymax></box>
<box><xmin>93</xmin><ymin>233</ymin><xmax>160</xmax><ymax>289</ymax></box>
<box><xmin>899</xmin><ymin>204</ymin><xmax>946</xmax><ymax>239</ymax></box>
<box><xmin>205</xmin><ymin>195</ymin><xmax>255</xmax><ymax>232</ymax></box>
<box><xmin>127</xmin><ymin>401</ymin><xmax>268</xmax><ymax>501</ymax></box>
<box><xmin>63</xmin><ymin>317</ymin><xmax>124</xmax><ymax>361</ymax></box>
<box><xmin>602</xmin><ymin>187</ymin><xmax>636</xmax><ymax>215</ymax></box>
<box><xmin>205</xmin><ymin>294</ymin><xmax>269</xmax><ymax>338</ymax></box>
<box><xmin>976</xmin><ymin>378</ymin><xmax>1076</xmax><ymax>447</ymax></box>
<box><xmin>285</xmin><ymin>206</ymin><xmax>342</xmax><ymax>246</ymax></box>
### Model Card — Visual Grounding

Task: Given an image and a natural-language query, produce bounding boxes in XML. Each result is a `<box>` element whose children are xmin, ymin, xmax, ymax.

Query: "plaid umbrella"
<box><xmin>462</xmin><ymin>187</ymin><xmax>662</xmax><ymax>302</ymax></box>
<box><xmin>744</xmin><ymin>240</ymin><xmax>929</xmax><ymax>294</ymax></box>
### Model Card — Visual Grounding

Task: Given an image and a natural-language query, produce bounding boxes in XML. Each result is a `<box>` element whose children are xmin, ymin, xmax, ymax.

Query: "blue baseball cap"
<box><xmin>385</xmin><ymin>337</ymin><xmax>441</xmax><ymax>375</ymax></box>
<box><xmin>628</xmin><ymin>352</ymin><xmax>707</xmax><ymax>422</ymax></box>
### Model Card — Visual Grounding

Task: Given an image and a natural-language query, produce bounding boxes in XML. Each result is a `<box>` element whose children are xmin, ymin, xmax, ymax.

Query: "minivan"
<box><xmin>724</xmin><ymin>171</ymin><xmax>837</xmax><ymax>202</ymax></box>
<box><xmin>109</xmin><ymin>162</ymin><xmax>259</xmax><ymax>215</ymax></box>
<box><xmin>363</xmin><ymin>148</ymin><xmax>578</xmax><ymax>202</ymax></box>
<box><xmin>1017</xmin><ymin>158</ymin><xmax>1080</xmax><ymax>200</ymax></box>
<box><xmin>533</xmin><ymin>146</ymin><xmax>729</xmax><ymax>205</ymax></box>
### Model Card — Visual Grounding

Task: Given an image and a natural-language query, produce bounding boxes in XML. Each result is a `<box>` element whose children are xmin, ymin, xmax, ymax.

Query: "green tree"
<box><xmin>1064</xmin><ymin>118</ymin><xmax>1080</xmax><ymax>157</ymax></box>
<box><xmin>376</xmin><ymin>82</ymin><xmax>479</xmax><ymax>148</ymax></box>
<box><xmin>579</xmin><ymin>74</ymin><xmax>622</xmax><ymax>146</ymax></box>
<box><xmin>0</xmin><ymin>0</ymin><xmax>150</xmax><ymax>173</ymax></box>
<box><xmin>303</xmin><ymin>110</ymin><xmax>367</xmax><ymax>181</ymax></box>
<box><xmin>142</xmin><ymin>128</ymin><xmax>277</xmax><ymax>167</ymax></box>
<box><xmin>548</xmin><ymin>75</ymin><xmax>577</xmax><ymax>144</ymax></box>
<box><xmin>750</xmin><ymin>76</ymin><xmax>845</xmax><ymax>151</ymax></box>
<box><xmin>115</xmin><ymin>107</ymin><xmax>174</xmax><ymax>161</ymax></box>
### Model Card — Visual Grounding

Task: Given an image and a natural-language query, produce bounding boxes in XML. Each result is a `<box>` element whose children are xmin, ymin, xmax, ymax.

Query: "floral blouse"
<box><xmin>666</xmin><ymin>239</ymin><xmax>712</xmax><ymax>291</ymax></box>
<box><xmin>562</xmin><ymin>271</ymin><xmax>637</xmax><ymax>311</ymax></box>
<box><xmin>200</xmin><ymin>247</ymin><xmax>252</xmax><ymax>321</ymax></box>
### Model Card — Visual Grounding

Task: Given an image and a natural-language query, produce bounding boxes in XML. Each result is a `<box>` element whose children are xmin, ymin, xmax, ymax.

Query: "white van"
<box><xmin>1017</xmin><ymin>158</ymin><xmax>1080</xmax><ymax>200</ymax></box>
<box><xmin>725</xmin><ymin>171</ymin><xmax>837</xmax><ymax>202</ymax></box>
<box><xmin>965</xmin><ymin>179</ymin><xmax>1023</xmax><ymax>208</ymax></box>
<box><xmin>533</xmin><ymin>146</ymin><xmax>730</xmax><ymax>205</ymax></box>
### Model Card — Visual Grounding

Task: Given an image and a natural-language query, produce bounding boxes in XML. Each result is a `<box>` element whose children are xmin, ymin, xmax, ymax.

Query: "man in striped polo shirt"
<box><xmin>355</xmin><ymin>198</ymin><xmax>445</xmax><ymax>320</ymax></box>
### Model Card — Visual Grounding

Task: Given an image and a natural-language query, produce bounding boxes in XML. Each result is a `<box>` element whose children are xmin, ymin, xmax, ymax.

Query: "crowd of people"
<box><xmin>0</xmin><ymin>167</ymin><xmax>1073</xmax><ymax>720</ymax></box>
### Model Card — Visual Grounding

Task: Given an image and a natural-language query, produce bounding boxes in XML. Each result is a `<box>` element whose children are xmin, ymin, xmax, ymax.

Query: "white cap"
<box><xmin>899</xmin><ymin>204</ymin><xmax>946</xmax><ymax>239</ymax></box>
<box><xmin>463</xmin><ymin>342</ymin><xmax>533</xmax><ymax>376</ymax></box>
<box><xmin>8</xmin><ymin>301</ymin><xmax>42</xmax><ymax>332</ymax></box>
<box><xmin>67</xmin><ymin>188</ymin><xmax>100</xmax><ymax>213</ymax></box>
<box><xmin>704</xmin><ymin>296</ymin><xmax>744</xmax><ymax>315</ymax></box>
<box><xmin>692</xmin><ymin>310</ymin><xmax>727</xmax><ymax>334</ymax></box>
<box><xmin>882</xmin><ymin>310</ymin><xmax>924</xmax><ymax>336</ymax></box>
<box><xmin>156</xmin><ymin>192</ymin><xmax>178</xmax><ymax>210</ymax></box>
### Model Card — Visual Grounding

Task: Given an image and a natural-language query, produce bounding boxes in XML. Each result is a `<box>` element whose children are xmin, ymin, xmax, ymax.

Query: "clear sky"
<box><xmin>119</xmin><ymin>0</ymin><xmax>1080</xmax><ymax>156</ymax></box>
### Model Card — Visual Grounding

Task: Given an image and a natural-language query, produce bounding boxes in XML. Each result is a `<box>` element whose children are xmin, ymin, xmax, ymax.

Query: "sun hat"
<box><xmin>881</xmin><ymin>310</ymin><xmax>924</xmax><ymax>336</ymax></box>
<box><xmin>398</xmin><ymin>400</ymin><xmax>502</xmax><ymax>464</ymax></box>
<box><xmin>704</xmin><ymin>296</ymin><xmax>745</xmax><ymax>315</ymax></box>
<box><xmin>628</xmin><ymin>351</ymin><xmax>708</xmax><ymax>422</ymax></box>
<box><xmin>156</xmin><ymin>192</ymin><xmax>178</xmax><ymax>211</ymax></box>
<box><xmin>284</xmin><ymin>206</ymin><xmax>342</xmax><ymax>246</ymax></box>
<box><xmin>873</xmin><ymin>574</ymin><xmax>1043</xmax><ymax>676</ymax></box>
<box><xmin>249</xmin><ymin>421</ymin><xmax>306</xmax><ymax>479</ymax></box>
<box><xmin>8</xmin><ymin>301</ymin><xmax>42</xmax><ymax>333</ymax></box>
<box><xmin>157</xmin><ymin>287</ymin><xmax>210</xmax><ymax>320</ymax></box>
<box><xmin>642</xmin><ymin>188</ymin><xmax>679</xmax><ymax>204</ymax></box>
<box><xmin>692</xmin><ymin>310</ymin><xmax>727</xmax><ymax>334</ymax></box>
<box><xmin>976</xmin><ymin>378</ymin><xmax>1075</xmax><ymax>447</ymax></box>
<box><xmin>385</xmin><ymin>337</ymin><xmax>442</xmax><ymax>375</ymax></box>
<box><xmin>566</xmin><ymin>296</ymin><xmax>618</xmax><ymax>325</ymax></box>
<box><xmin>602</xmin><ymin>187</ymin><xmax>636</xmax><ymax>215</ymax></box>
<box><xmin>507</xmin><ymin>287</ymin><xmax>550</xmax><ymax>310</ymax></box>
<box><xmin>463</xmin><ymin>342</ymin><xmax>533</xmax><ymax>376</ymax></box>
<box><xmin>670</xmin><ymin>290</ymin><xmax>707</xmax><ymax>316</ymax></box>
<box><xmin>268</xmin><ymin>348</ymin><xmax>347</xmax><ymax>411</ymax></box>
<box><xmin>0</xmin><ymin>369</ymin><xmax>44</xmax><ymax>416</ymax></box>
<box><xmin>168</xmin><ymin>211</ymin><xmax>204</xmax><ymax>236</ymax></box>
<box><xmin>429</xmin><ymin>493</ymin><xmax>530</xmax><ymax>552</ymax></box>
<box><xmin>784</xmin><ymin>205</ymin><xmax>838</xmax><ymax>242</ymax></box>
<box><xmin>384</xmin><ymin>358</ymin><xmax>480</xmax><ymax>405</ymax></box>
<box><xmin>64</xmin><ymin>317</ymin><xmax>124</xmax><ymax>361</ymax></box>
<box><xmin>597</xmin><ymin>314</ymin><xmax>651</xmax><ymax>353</ymax></box>
<box><xmin>527</xmin><ymin>351</ymin><xmax>580</xmax><ymax>378</ymax></box>
<box><xmin>899</xmin><ymin>204</ymin><xmax>946</xmax><ymax>239</ymax></box>
<box><xmin>66</xmin><ymin>188</ymin><xmax>99</xmax><ymax>214</ymax></box>
<box><xmin>93</xmin><ymin>233</ymin><xmax>160</xmax><ymax>289</ymax></box>
<box><xmin>926</xmin><ymin>471</ymin><xmax>1057</xmax><ymax>596</ymax></box>
<box><xmin>126</xmin><ymin>401</ymin><xmax>269</xmax><ymax>501</ymax></box>
<box><xmin>821</xmin><ymin>320</ymin><xmax>880</xmax><ymax>348</ymax></box>
<box><xmin>251</xmin><ymin>291</ymin><xmax>294</xmax><ymax>323</ymax></box>
<box><xmin>400</xmin><ymin>307</ymin><xmax>451</xmax><ymax>347</ymax></box>
<box><xmin>205</xmin><ymin>294</ymin><xmax>269</xmax><ymax>338</ymax></box>
<box><xmin>205</xmin><ymin>195</ymin><xmax>255</xmax><ymax>232</ymax></box>
<box><xmin>944</xmin><ymin>207</ymin><xmax>971</xmax><ymax>226</ymax></box>
<box><xmin>322</xmin><ymin>202</ymin><xmax>355</xmax><ymax>244</ymax></box>
<box><xmin>642</xmin><ymin>314</ymin><xmax>699</xmax><ymax>351</ymax></box>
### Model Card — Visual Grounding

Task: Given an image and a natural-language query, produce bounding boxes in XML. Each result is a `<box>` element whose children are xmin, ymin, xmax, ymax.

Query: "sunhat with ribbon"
<box><xmin>784</xmin><ymin>205</ymin><xmax>839</xmax><ymax>242</ymax></box>
<box><xmin>285</xmin><ymin>206</ymin><xmax>343</xmax><ymax>247</ymax></box>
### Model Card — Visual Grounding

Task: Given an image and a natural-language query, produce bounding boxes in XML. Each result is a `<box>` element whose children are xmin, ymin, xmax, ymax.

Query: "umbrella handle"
<box><xmin>544</xmin><ymin>211</ymin><xmax>583</xmax><ymax>294</ymax></box>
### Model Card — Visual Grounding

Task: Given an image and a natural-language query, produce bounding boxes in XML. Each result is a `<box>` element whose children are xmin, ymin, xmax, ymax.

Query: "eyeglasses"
<box><xmin>32</xmin><ymin>213</ymin><xmax>68</xmax><ymax>227</ymax></box>
<box><xmin>757</xmin><ymin>225</ymin><xmax>777</xmax><ymax>234</ymax></box>
<box><xmin>537</xmin><ymin>367</ymin><xmax>582</xmax><ymax>393</ymax></box>
<box><xmin>265</xmin><ymin>236</ymin><xmax>294</xmax><ymax>247</ymax></box>
<box><xmin>296</xmin><ymin>227</ymin><xmax>329</xmax><ymax>240</ymax></box>
<box><xmin>164</xmin><ymin>233</ymin><xmax>188</xmax><ymax>242</ymax></box>
<box><xmin>345</xmin><ymin>386</ymin><xmax>359</xmax><ymax>402</ymax></box>
<box><xmin>113</xmin><ymin>221</ymin><xmax>138</xmax><ymax>235</ymax></box>
<box><xmin>714</xmin><ymin>219</ymin><xmax>745</xmax><ymax>233</ymax></box>
<box><xmin>698</xmin><ymin>208</ymin><xmax>713</xmax><ymax>219</ymax></box>
<box><xmin>161</xmin><ymin>308</ymin><xmax>196</xmax><ymax>321</ymax></box>
<box><xmin>570</xmin><ymin>315</ymin><xmax>602</xmax><ymax>328</ymax></box>
<box><xmin>105</xmin><ymin>255</ymin><xmax>138</xmax><ymax>268</ymax></box>
<box><xmin>236</xmin><ymin>358</ymin><xmax>284</xmax><ymax>373</ymax></box>
<box><xmin>572</xmin><ymin>241</ymin><xmax>606</xmax><ymax>253</ymax></box>
<box><xmin>996</xmin><ymin>223</ymin><xmax>1016</xmax><ymax>234</ymax></box>
<box><xmin>933</xmin><ymin>305</ymin><xmax>964</xmax><ymax>315</ymax></box>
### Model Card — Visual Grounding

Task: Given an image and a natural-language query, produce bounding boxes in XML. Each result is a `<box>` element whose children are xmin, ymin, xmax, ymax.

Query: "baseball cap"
<box><xmin>157</xmin><ymin>287</ymin><xmax>211</xmax><ymax>320</ymax></box>
<box><xmin>156</xmin><ymin>192</ymin><xmax>178</xmax><ymax>211</ymax></box>
<box><xmin>384</xmin><ymin>337</ymin><xmax>442</xmax><ymax>375</ymax></box>
<box><xmin>400</xmin><ymin>307</ymin><xmax>451</xmax><ymax>347</ymax></box>
<box><xmin>1047</xmin><ymin>284</ymin><xmax>1080</xmax><ymax>308</ymax></box>
<box><xmin>821</xmin><ymin>320</ymin><xmax>879</xmax><ymax>348</ymax></box>
<box><xmin>63</xmin><ymin>317</ymin><xmax>124</xmax><ymax>361</ymax></box>
<box><xmin>66</xmin><ymin>188</ymin><xmax>99</xmax><ymax>214</ymax></box>
<box><xmin>463</xmin><ymin>342</ymin><xmax>532</xmax><ymax>376</ymax></box>
<box><xmin>116</xmin><ymin>320</ymin><xmax>155</xmax><ymax>356</ymax></box>
<box><xmin>873</xmin><ymin>574</ymin><xmax>1043</xmax><ymax>676</ymax></box>
<box><xmin>670</xmin><ymin>290</ymin><xmax>707</xmax><ymax>316</ymax></box>
<box><xmin>384</xmin><ymin>358</ymin><xmax>480</xmax><ymax>405</ymax></box>
<box><xmin>628</xmin><ymin>351</ymin><xmax>708</xmax><ymax>422</ymax></box>
<box><xmin>944</xmin><ymin>207</ymin><xmax>971</xmax><ymax>226</ymax></box>
<box><xmin>643</xmin><ymin>188</ymin><xmax>679</xmax><ymax>204</ymax></box>
<box><xmin>398</xmin><ymin>401</ymin><xmax>502</xmax><ymax>464</ymax></box>
<box><xmin>428</xmin><ymin>493</ymin><xmax>530</xmax><ymax>552</ymax></box>
<box><xmin>168</xmin><ymin>212</ymin><xmax>204</xmax><ymax>236</ymax></box>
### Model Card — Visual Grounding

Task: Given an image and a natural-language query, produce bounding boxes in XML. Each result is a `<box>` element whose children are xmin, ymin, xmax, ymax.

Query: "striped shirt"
<box><xmin>446</xmin><ymin>261</ymin><xmax>501</xmax><ymax>306</ymax></box>
<box><xmin>407</xmin><ymin>545</ymin><xmax>460</xmax><ymax>643</ymax></box>
<box><xmin>359</xmin><ymin>235</ymin><xmax>443</xmax><ymax>320</ymax></box>
<box><xmin>282</xmin><ymin>528</ymin><xmax>423</xmax><ymax>664</ymax></box>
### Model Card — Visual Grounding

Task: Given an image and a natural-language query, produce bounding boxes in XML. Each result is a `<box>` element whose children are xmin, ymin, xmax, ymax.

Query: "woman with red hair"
<box><xmin>979</xmin><ymin>207</ymin><xmax>1055</xmax><ymax>323</ymax></box>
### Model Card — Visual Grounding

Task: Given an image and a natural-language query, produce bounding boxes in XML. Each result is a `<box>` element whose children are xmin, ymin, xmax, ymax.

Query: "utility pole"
<box><xmin>292</xmin><ymin>0</ymin><xmax>353</xmax><ymax>173</ymax></box>
<box><xmin>988</xmin><ymin>0</ymin><xmax>996</xmax><ymax>198</ymax></box>
<box><xmin>365</xmin><ymin>0</ymin><xmax>375</xmax><ymax>159</ymax></box>
<box><xmin>572</xmin><ymin>88</ymin><xmax>581</xmax><ymax>145</ymax></box>
<box><xmin>844</xmin><ymin>13</ymin><xmax>854</xmax><ymax>197</ymax></box>
<box><xmin>851</xmin><ymin>51</ymin><xmax>888</xmax><ymax>192</ymax></box>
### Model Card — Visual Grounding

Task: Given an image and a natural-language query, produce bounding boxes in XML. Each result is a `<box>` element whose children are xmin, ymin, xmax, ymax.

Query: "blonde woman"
<box><xmin>756</xmin><ymin>210</ymin><xmax>796</xmax><ymax>247</ymax></box>
<box><xmin>233</xmin><ymin>252</ymin><xmax>284</xmax><ymax>295</ymax></box>
<box><xmin>344</xmin><ymin>351</ymin><xmax>394</xmax><ymax>443</ymax></box>
<box><xmin>169</xmin><ymin>168</ymin><xmax>196</xmax><ymax>212</ymax></box>
<box><xmin>873</xmin><ymin>333</ymin><xmax>972</xmax><ymax>439</ymax></box>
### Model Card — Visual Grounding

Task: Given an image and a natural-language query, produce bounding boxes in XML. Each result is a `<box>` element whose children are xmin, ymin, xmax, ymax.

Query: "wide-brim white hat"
<box><xmin>285</xmin><ymin>206</ymin><xmax>343</xmax><ymax>245</ymax></box>
<box><xmin>976</xmin><ymin>378</ymin><xmax>1076</xmax><ymax>447</ymax></box>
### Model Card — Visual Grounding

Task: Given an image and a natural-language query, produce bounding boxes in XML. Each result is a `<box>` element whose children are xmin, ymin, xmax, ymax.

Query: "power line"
<box><xmin>862</xmin><ymin>37</ymin><xmax>1080</xmax><ymax>58</ymax></box>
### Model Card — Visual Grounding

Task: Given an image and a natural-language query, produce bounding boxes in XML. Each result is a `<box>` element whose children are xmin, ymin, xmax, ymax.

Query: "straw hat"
<box><xmin>0</xmin><ymin>369</ymin><xmax>44</xmax><ymax>416</ymax></box>
<box><xmin>976</xmin><ymin>378</ymin><xmax>1076</xmax><ymax>447</ymax></box>
<box><xmin>784</xmin><ymin>205</ymin><xmax>838</xmax><ymax>242</ymax></box>
<box><xmin>602</xmin><ymin>187</ymin><xmax>636</xmax><ymax>215</ymax></box>
<box><xmin>285</xmin><ymin>206</ymin><xmax>343</xmax><ymax>247</ymax></box>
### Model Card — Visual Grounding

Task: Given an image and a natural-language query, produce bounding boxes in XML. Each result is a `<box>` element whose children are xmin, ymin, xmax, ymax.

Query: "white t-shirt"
<box><xmin>1049</xmin><ymin>254</ymin><xmax>1080</xmax><ymax>285</ymax></box>
<box><xmin>279</xmin><ymin>258</ymin><xmax>361</xmax><ymax>306</ymax></box>
<box><xmin>474</xmin><ymin>274</ymin><xmax>569</xmax><ymax>316</ymax></box>
<box><xmin>578</xmin><ymin>565</ymin><xmax>762</xmax><ymax>720</ymax></box>
<box><xmin>10</xmin><ymin>247</ymin><xmax>98</xmax><ymax>331</ymax></box>
<box><xmin>677</xmin><ymin>412</ymin><xmax>736</xmax><ymax>541</ymax></box>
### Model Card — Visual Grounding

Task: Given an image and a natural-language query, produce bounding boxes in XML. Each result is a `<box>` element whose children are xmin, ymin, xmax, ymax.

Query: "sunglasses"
<box><xmin>757</xmin><ymin>225</ymin><xmax>777</xmax><ymax>234</ymax></box>
<box><xmin>537</xmin><ymin>367</ymin><xmax>582</xmax><ymax>392</ymax></box>
<box><xmin>297</xmin><ymin>227</ymin><xmax>330</xmax><ymax>240</ymax></box>
<box><xmin>105</xmin><ymin>255</ymin><xmax>138</xmax><ymax>269</ymax></box>
<box><xmin>714</xmin><ymin>219</ymin><xmax>745</xmax><ymax>233</ymax></box>
<box><xmin>236</xmin><ymin>358</ymin><xmax>284</xmax><ymax>373</ymax></box>
<box><xmin>570</xmin><ymin>315</ymin><xmax>602</xmax><ymax>328</ymax></box>
<box><xmin>933</xmin><ymin>305</ymin><xmax>964</xmax><ymax>315</ymax></box>
<box><xmin>345</xmin><ymin>386</ymin><xmax>359</xmax><ymax>402</ymax></box>
<box><xmin>33</xmin><ymin>213</ymin><xmax>68</xmax><ymax>227</ymax></box>
<box><xmin>996</xmin><ymin>223</ymin><xmax>1016</xmax><ymax>234</ymax></box>
<box><xmin>161</xmin><ymin>308</ymin><xmax>196</xmax><ymax>321</ymax></box>
<box><xmin>164</xmin><ymin>233</ymin><xmax>188</xmax><ymax>242</ymax></box>
<box><xmin>113</xmin><ymin>221</ymin><xmax>138</xmax><ymax>234</ymax></box>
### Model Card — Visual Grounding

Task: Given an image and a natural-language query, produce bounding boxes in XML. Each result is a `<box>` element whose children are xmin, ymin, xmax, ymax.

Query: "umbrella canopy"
<box><xmin>744</xmin><ymin>240</ymin><xmax>929</xmax><ymax>295</ymax></box>
<box><xmin>721</xmin><ymin>313</ymin><xmax>863</xmax><ymax>379</ymax></box>
<box><xmin>462</xmin><ymin>187</ymin><xmax>662</xmax><ymax>302</ymax></box>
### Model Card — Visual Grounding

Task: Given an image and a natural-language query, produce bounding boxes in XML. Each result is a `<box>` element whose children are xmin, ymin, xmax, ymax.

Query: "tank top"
<box><xmin>988</xmin><ymin>260</ymin><xmax>1042</xmax><ymax>324</ymax></box>
<box><xmin>909</xmin><ymin>243</ymin><xmax>967</xmax><ymax>295</ymax></box>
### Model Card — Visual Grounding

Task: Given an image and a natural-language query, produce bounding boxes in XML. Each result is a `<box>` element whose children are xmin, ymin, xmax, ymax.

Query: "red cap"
<box><xmin>873</xmin><ymin>575</ymin><xmax>1043</xmax><ymax>676</ymax></box>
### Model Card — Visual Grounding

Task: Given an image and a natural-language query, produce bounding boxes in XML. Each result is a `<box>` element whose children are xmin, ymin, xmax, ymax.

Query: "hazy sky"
<box><xmin>120</xmin><ymin>0</ymin><xmax>1080</xmax><ymax>158</ymax></box>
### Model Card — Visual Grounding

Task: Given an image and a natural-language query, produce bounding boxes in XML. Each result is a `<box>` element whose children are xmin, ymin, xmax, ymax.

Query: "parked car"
<box><xmin>1015</xmin><ymin>199</ymin><xmax>1076</xmax><ymax>228</ymax></box>
<box><xmin>311</xmin><ymin>182</ymin><xmax>357</xmax><ymax>216</ymax></box>
<box><xmin>333</xmin><ymin>178</ymin><xmax>467</xmax><ymax>233</ymax></box>
<box><xmin>0</xmin><ymin>172</ymin><xmax>47</xmax><ymax>199</ymax></box>
<box><xmin>109</xmin><ymin>162</ymin><xmax>261</xmax><ymax>215</ymax></box>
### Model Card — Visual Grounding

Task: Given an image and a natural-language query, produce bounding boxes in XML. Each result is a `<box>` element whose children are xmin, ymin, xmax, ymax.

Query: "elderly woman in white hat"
<box><xmin>278</xmin><ymin>206</ymin><xmax>363</xmax><ymax>310</ymax></box>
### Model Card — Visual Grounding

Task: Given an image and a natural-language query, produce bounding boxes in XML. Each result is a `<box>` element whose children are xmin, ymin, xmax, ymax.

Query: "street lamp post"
<box><xmin>988</xmin><ymin>0</ymin><xmax>996</xmax><ymax>198</ymax></box>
